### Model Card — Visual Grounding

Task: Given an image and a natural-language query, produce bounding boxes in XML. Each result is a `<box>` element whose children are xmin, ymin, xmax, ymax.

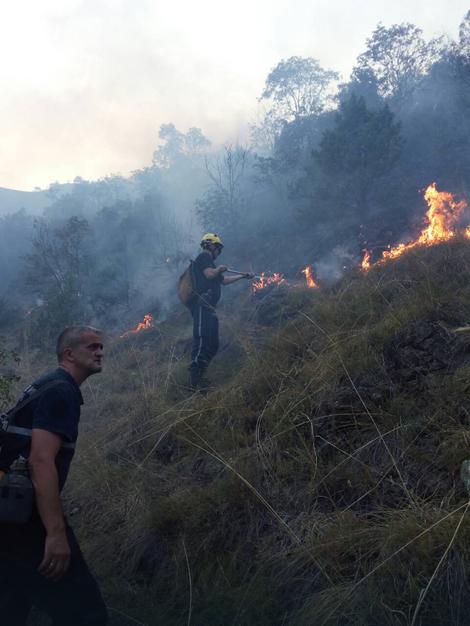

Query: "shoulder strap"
<box><xmin>1</xmin><ymin>380</ymin><xmax>76</xmax><ymax>451</ymax></box>
<box><xmin>189</xmin><ymin>260</ymin><xmax>196</xmax><ymax>289</ymax></box>
<box><xmin>6</xmin><ymin>380</ymin><xmax>70</xmax><ymax>426</ymax></box>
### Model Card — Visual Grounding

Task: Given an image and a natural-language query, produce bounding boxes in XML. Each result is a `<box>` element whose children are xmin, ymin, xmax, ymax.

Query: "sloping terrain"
<box><xmin>67</xmin><ymin>239</ymin><xmax>470</xmax><ymax>625</ymax></box>
<box><xmin>0</xmin><ymin>187</ymin><xmax>51</xmax><ymax>215</ymax></box>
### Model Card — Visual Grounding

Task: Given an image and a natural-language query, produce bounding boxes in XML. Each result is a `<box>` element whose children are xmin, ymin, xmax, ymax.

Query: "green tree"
<box><xmin>338</xmin><ymin>68</ymin><xmax>383</xmax><ymax>109</ymax></box>
<box><xmin>459</xmin><ymin>10</ymin><xmax>470</xmax><ymax>57</ymax></box>
<box><xmin>353</xmin><ymin>23</ymin><xmax>442</xmax><ymax>106</ymax></box>
<box><xmin>45</xmin><ymin>175</ymin><xmax>132</xmax><ymax>220</ymax></box>
<box><xmin>24</xmin><ymin>217</ymin><xmax>91</xmax><ymax>300</ymax></box>
<box><xmin>311</xmin><ymin>95</ymin><xmax>403</xmax><ymax>225</ymax></box>
<box><xmin>23</xmin><ymin>217</ymin><xmax>92</xmax><ymax>343</ymax></box>
<box><xmin>399</xmin><ymin>50</ymin><xmax>470</xmax><ymax>194</ymax></box>
<box><xmin>153</xmin><ymin>124</ymin><xmax>211</xmax><ymax>168</ymax></box>
<box><xmin>261</xmin><ymin>56</ymin><xmax>339</xmax><ymax>119</ymax></box>
<box><xmin>252</xmin><ymin>56</ymin><xmax>338</xmax><ymax>153</ymax></box>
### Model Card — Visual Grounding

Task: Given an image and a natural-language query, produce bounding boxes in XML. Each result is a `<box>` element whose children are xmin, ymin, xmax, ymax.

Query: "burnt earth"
<box><xmin>383</xmin><ymin>319</ymin><xmax>463</xmax><ymax>383</ymax></box>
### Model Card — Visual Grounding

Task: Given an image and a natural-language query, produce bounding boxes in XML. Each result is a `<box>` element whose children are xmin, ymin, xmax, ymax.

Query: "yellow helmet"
<box><xmin>201</xmin><ymin>233</ymin><xmax>224</xmax><ymax>248</ymax></box>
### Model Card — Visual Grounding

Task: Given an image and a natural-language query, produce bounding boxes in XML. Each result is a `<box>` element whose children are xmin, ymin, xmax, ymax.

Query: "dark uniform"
<box><xmin>0</xmin><ymin>368</ymin><xmax>107</xmax><ymax>626</ymax></box>
<box><xmin>189</xmin><ymin>250</ymin><xmax>224</xmax><ymax>384</ymax></box>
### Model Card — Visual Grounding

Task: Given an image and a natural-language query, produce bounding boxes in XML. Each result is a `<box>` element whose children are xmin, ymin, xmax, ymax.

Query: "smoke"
<box><xmin>315</xmin><ymin>246</ymin><xmax>358</xmax><ymax>284</ymax></box>
<box><xmin>2</xmin><ymin>13</ymin><xmax>470</xmax><ymax>334</ymax></box>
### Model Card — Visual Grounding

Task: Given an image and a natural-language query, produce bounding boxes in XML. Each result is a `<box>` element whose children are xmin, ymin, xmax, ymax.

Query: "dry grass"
<box><xmin>59</xmin><ymin>239</ymin><xmax>470</xmax><ymax>625</ymax></box>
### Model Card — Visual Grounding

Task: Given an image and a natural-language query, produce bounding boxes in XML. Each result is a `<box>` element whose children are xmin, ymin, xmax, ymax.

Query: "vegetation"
<box><xmin>2</xmin><ymin>10</ymin><xmax>470</xmax><ymax>625</ymax></box>
<box><xmin>2</xmin><ymin>12</ymin><xmax>470</xmax><ymax>338</ymax></box>
<box><xmin>0</xmin><ymin>342</ymin><xmax>18</xmax><ymax>409</ymax></box>
<box><xmin>62</xmin><ymin>240</ymin><xmax>470</xmax><ymax>625</ymax></box>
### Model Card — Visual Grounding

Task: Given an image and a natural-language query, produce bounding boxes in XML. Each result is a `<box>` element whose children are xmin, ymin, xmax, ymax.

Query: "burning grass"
<box><xmin>64</xmin><ymin>239</ymin><xmax>470</xmax><ymax>625</ymax></box>
<box><xmin>362</xmin><ymin>183</ymin><xmax>470</xmax><ymax>270</ymax></box>
<box><xmin>120</xmin><ymin>313</ymin><xmax>154</xmax><ymax>338</ymax></box>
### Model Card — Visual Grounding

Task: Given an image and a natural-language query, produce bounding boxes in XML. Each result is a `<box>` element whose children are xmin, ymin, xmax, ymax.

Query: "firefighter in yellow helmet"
<box><xmin>188</xmin><ymin>233</ymin><xmax>253</xmax><ymax>390</ymax></box>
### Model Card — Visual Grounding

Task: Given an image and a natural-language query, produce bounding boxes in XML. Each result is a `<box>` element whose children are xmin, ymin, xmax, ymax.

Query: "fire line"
<box><xmin>120</xmin><ymin>314</ymin><xmax>153</xmax><ymax>338</ymax></box>
<box><xmin>362</xmin><ymin>183</ymin><xmax>469</xmax><ymax>271</ymax></box>
<box><xmin>251</xmin><ymin>266</ymin><xmax>319</xmax><ymax>293</ymax></box>
<box><xmin>251</xmin><ymin>272</ymin><xmax>285</xmax><ymax>294</ymax></box>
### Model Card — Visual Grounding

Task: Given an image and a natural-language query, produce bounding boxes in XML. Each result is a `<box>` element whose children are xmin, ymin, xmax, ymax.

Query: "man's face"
<box><xmin>211</xmin><ymin>244</ymin><xmax>222</xmax><ymax>258</ymax></box>
<box><xmin>71</xmin><ymin>332</ymin><xmax>104</xmax><ymax>376</ymax></box>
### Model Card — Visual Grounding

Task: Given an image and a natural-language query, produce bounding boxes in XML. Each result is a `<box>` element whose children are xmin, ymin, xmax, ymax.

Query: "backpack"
<box><xmin>178</xmin><ymin>261</ymin><xmax>197</xmax><ymax>307</ymax></box>
<box><xmin>0</xmin><ymin>379</ymin><xmax>74</xmax><ymax>524</ymax></box>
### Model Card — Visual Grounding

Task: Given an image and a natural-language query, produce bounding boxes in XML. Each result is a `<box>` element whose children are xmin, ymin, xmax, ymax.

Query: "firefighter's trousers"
<box><xmin>190</xmin><ymin>303</ymin><xmax>219</xmax><ymax>376</ymax></box>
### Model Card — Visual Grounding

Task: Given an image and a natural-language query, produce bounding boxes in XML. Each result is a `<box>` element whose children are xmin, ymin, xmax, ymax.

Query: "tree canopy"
<box><xmin>353</xmin><ymin>23</ymin><xmax>442</xmax><ymax>105</ymax></box>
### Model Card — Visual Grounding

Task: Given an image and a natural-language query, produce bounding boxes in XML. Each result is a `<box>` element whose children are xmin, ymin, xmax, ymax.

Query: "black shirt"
<box><xmin>192</xmin><ymin>251</ymin><xmax>224</xmax><ymax>307</ymax></box>
<box><xmin>0</xmin><ymin>369</ymin><xmax>83</xmax><ymax>556</ymax></box>
<box><xmin>0</xmin><ymin>367</ymin><xmax>83</xmax><ymax>492</ymax></box>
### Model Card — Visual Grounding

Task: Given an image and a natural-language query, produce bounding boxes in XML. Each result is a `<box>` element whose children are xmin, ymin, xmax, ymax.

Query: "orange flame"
<box><xmin>251</xmin><ymin>272</ymin><xmax>285</xmax><ymax>294</ymax></box>
<box><xmin>381</xmin><ymin>183</ymin><xmax>467</xmax><ymax>262</ymax></box>
<box><xmin>121</xmin><ymin>314</ymin><xmax>153</xmax><ymax>338</ymax></box>
<box><xmin>301</xmin><ymin>265</ymin><xmax>318</xmax><ymax>288</ymax></box>
<box><xmin>361</xmin><ymin>250</ymin><xmax>371</xmax><ymax>271</ymax></box>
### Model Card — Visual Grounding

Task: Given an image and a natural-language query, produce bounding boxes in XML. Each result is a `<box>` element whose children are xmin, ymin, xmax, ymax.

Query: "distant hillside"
<box><xmin>0</xmin><ymin>186</ymin><xmax>52</xmax><ymax>215</ymax></box>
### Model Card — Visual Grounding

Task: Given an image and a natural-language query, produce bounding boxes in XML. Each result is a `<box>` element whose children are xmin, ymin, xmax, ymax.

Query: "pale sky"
<box><xmin>1</xmin><ymin>0</ymin><xmax>469</xmax><ymax>190</ymax></box>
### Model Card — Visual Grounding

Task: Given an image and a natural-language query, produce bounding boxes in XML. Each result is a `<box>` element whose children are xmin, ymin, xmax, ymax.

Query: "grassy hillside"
<box><xmin>0</xmin><ymin>186</ymin><xmax>51</xmax><ymax>215</ymax></box>
<box><xmin>65</xmin><ymin>239</ymin><xmax>470</xmax><ymax>625</ymax></box>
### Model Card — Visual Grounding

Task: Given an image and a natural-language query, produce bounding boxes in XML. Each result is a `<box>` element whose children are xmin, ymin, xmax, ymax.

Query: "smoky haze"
<box><xmin>2</xmin><ymin>11</ymin><xmax>470</xmax><ymax>344</ymax></box>
<box><xmin>1</xmin><ymin>0</ymin><xmax>469</xmax><ymax>190</ymax></box>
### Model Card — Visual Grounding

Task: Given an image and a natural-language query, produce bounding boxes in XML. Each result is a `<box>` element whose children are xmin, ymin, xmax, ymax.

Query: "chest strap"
<box><xmin>6</xmin><ymin>425</ymin><xmax>76</xmax><ymax>450</ymax></box>
<box><xmin>2</xmin><ymin>379</ymin><xmax>77</xmax><ymax>452</ymax></box>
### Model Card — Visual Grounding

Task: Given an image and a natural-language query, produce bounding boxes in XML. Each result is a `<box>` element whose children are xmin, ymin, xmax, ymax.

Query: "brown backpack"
<box><xmin>178</xmin><ymin>261</ymin><xmax>197</xmax><ymax>307</ymax></box>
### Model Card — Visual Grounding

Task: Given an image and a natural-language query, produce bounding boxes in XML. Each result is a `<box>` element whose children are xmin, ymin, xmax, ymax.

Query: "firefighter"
<box><xmin>189</xmin><ymin>233</ymin><xmax>253</xmax><ymax>389</ymax></box>
<box><xmin>0</xmin><ymin>326</ymin><xmax>107</xmax><ymax>626</ymax></box>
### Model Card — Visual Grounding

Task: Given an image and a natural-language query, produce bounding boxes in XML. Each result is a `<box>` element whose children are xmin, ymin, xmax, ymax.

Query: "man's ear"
<box><xmin>62</xmin><ymin>347</ymin><xmax>74</xmax><ymax>363</ymax></box>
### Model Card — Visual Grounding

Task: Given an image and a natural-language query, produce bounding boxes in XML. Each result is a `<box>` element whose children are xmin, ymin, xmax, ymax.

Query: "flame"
<box><xmin>121</xmin><ymin>314</ymin><xmax>153</xmax><ymax>338</ymax></box>
<box><xmin>301</xmin><ymin>265</ymin><xmax>318</xmax><ymax>288</ymax></box>
<box><xmin>251</xmin><ymin>272</ymin><xmax>285</xmax><ymax>294</ymax></box>
<box><xmin>361</xmin><ymin>250</ymin><xmax>371</xmax><ymax>271</ymax></box>
<box><xmin>380</xmin><ymin>183</ymin><xmax>467</xmax><ymax>262</ymax></box>
<box><xmin>252</xmin><ymin>267</ymin><xmax>320</xmax><ymax>293</ymax></box>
